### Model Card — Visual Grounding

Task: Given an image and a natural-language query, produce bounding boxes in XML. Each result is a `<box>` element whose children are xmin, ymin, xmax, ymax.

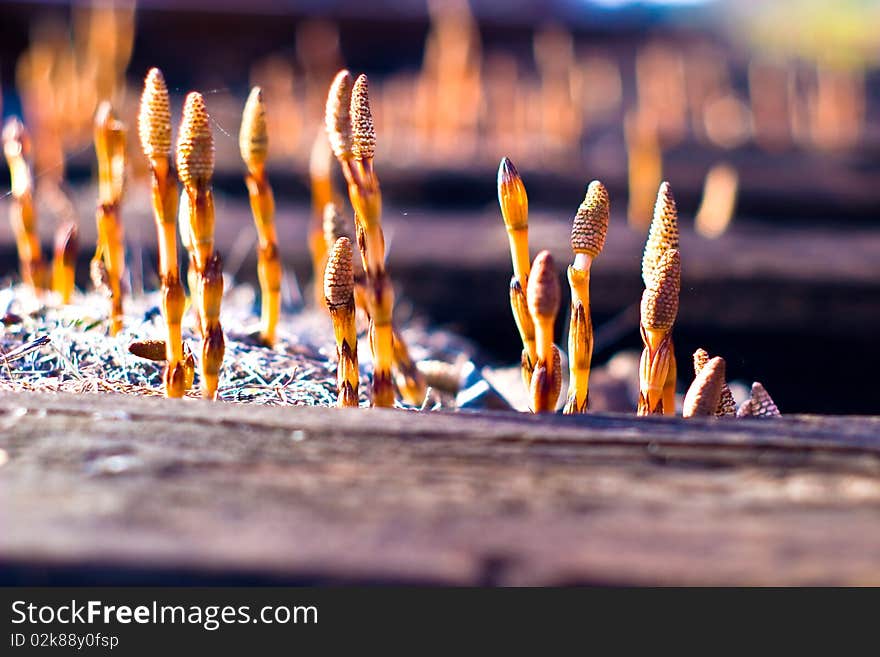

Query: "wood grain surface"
<box><xmin>1</xmin><ymin>391</ymin><xmax>879</xmax><ymax>585</ymax></box>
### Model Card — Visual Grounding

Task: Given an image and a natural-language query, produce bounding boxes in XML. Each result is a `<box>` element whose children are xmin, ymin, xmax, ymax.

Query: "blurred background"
<box><xmin>1</xmin><ymin>0</ymin><xmax>879</xmax><ymax>413</ymax></box>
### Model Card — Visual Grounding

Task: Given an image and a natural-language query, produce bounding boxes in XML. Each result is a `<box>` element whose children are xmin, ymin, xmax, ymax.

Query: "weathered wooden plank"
<box><xmin>2</xmin><ymin>391</ymin><xmax>879</xmax><ymax>585</ymax></box>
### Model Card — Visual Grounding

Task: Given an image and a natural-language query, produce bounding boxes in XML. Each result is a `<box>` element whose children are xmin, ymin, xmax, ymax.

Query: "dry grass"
<box><xmin>0</xmin><ymin>279</ymin><xmax>473</xmax><ymax>410</ymax></box>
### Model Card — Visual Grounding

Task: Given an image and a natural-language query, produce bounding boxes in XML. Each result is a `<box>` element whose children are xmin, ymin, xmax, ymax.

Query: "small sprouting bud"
<box><xmin>570</xmin><ymin>180</ymin><xmax>609</xmax><ymax>258</ymax></box>
<box><xmin>138</xmin><ymin>67</ymin><xmax>172</xmax><ymax>161</ymax></box>
<box><xmin>640</xmin><ymin>248</ymin><xmax>680</xmax><ymax>331</ymax></box>
<box><xmin>642</xmin><ymin>181</ymin><xmax>679</xmax><ymax>287</ymax></box>
<box><xmin>176</xmin><ymin>92</ymin><xmax>214</xmax><ymax>188</ymax></box>
<box><xmin>693</xmin><ymin>347</ymin><xmax>736</xmax><ymax>416</ymax></box>
<box><xmin>325</xmin><ymin>69</ymin><xmax>353</xmax><ymax>160</ymax></box>
<box><xmin>350</xmin><ymin>74</ymin><xmax>376</xmax><ymax>161</ymax></box>
<box><xmin>737</xmin><ymin>382</ymin><xmax>781</xmax><ymax>418</ymax></box>
<box><xmin>527</xmin><ymin>250</ymin><xmax>560</xmax><ymax>320</ymax></box>
<box><xmin>324</xmin><ymin>237</ymin><xmax>355</xmax><ymax>310</ymax></box>
<box><xmin>683</xmin><ymin>356</ymin><xmax>725</xmax><ymax>418</ymax></box>
<box><xmin>497</xmin><ymin>157</ymin><xmax>528</xmax><ymax>231</ymax></box>
<box><xmin>239</xmin><ymin>86</ymin><xmax>268</xmax><ymax>172</ymax></box>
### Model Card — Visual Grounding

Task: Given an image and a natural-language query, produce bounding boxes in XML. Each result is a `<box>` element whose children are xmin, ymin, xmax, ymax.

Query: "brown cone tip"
<box><xmin>325</xmin><ymin>69</ymin><xmax>353</xmax><ymax>160</ymax></box>
<box><xmin>683</xmin><ymin>356</ymin><xmax>725</xmax><ymax>418</ymax></box>
<box><xmin>176</xmin><ymin>92</ymin><xmax>214</xmax><ymax>188</ymax></box>
<box><xmin>138</xmin><ymin>67</ymin><xmax>172</xmax><ymax>160</ymax></box>
<box><xmin>571</xmin><ymin>180</ymin><xmax>609</xmax><ymax>257</ymax></box>
<box><xmin>239</xmin><ymin>86</ymin><xmax>268</xmax><ymax>171</ymax></box>
<box><xmin>738</xmin><ymin>381</ymin><xmax>781</xmax><ymax>418</ymax></box>
<box><xmin>693</xmin><ymin>347</ymin><xmax>709</xmax><ymax>374</ymax></box>
<box><xmin>527</xmin><ymin>250</ymin><xmax>560</xmax><ymax>320</ymax></box>
<box><xmin>640</xmin><ymin>248</ymin><xmax>680</xmax><ymax>331</ymax></box>
<box><xmin>323</xmin><ymin>202</ymin><xmax>350</xmax><ymax>250</ymax></box>
<box><xmin>324</xmin><ymin>236</ymin><xmax>355</xmax><ymax>309</ymax></box>
<box><xmin>350</xmin><ymin>74</ymin><xmax>376</xmax><ymax>161</ymax></box>
<box><xmin>693</xmin><ymin>347</ymin><xmax>737</xmax><ymax>416</ymax></box>
<box><xmin>497</xmin><ymin>157</ymin><xmax>528</xmax><ymax>231</ymax></box>
<box><xmin>642</xmin><ymin>181</ymin><xmax>679</xmax><ymax>287</ymax></box>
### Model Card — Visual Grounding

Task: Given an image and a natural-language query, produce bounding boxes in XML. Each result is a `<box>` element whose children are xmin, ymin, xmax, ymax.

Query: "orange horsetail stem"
<box><xmin>2</xmin><ymin>118</ymin><xmax>46</xmax><ymax>291</ymax></box>
<box><xmin>93</xmin><ymin>102</ymin><xmax>127</xmax><ymax>335</ymax></box>
<box><xmin>638</xmin><ymin>248</ymin><xmax>680</xmax><ymax>416</ymax></box>
<box><xmin>51</xmin><ymin>222</ymin><xmax>78</xmax><ymax>303</ymax></box>
<box><xmin>563</xmin><ymin>180</ymin><xmax>609</xmax><ymax>414</ymax></box>
<box><xmin>138</xmin><ymin>67</ymin><xmax>187</xmax><ymax>397</ymax></box>
<box><xmin>325</xmin><ymin>69</ymin><xmax>424</xmax><ymax>407</ymax></box>
<box><xmin>240</xmin><ymin>87</ymin><xmax>281</xmax><ymax>347</ymax></box>
<box><xmin>497</xmin><ymin>157</ymin><xmax>536</xmax><ymax>389</ymax></box>
<box><xmin>177</xmin><ymin>91</ymin><xmax>224</xmax><ymax>399</ymax></box>
<box><xmin>309</xmin><ymin>130</ymin><xmax>336</xmax><ymax>308</ymax></box>
<box><xmin>324</xmin><ymin>237</ymin><xmax>359</xmax><ymax>408</ymax></box>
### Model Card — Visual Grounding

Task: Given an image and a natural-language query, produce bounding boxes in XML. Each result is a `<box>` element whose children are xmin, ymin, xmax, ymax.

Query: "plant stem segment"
<box><xmin>94</xmin><ymin>102</ymin><xmax>127</xmax><ymax>335</ymax></box>
<box><xmin>240</xmin><ymin>87</ymin><xmax>281</xmax><ymax>347</ymax></box>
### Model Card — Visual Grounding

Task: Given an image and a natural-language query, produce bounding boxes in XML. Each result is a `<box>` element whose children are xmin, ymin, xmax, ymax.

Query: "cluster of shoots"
<box><xmin>131</xmin><ymin>69</ymin><xmax>230</xmax><ymax>399</ymax></box>
<box><xmin>498</xmin><ymin>158</ymin><xmax>609</xmax><ymax>413</ymax></box>
<box><xmin>324</xmin><ymin>69</ymin><xmax>425</xmax><ymax>407</ymax></box>
<box><xmin>137</xmin><ymin>68</ymin><xmax>188</xmax><ymax>397</ymax></box>
<box><xmin>93</xmin><ymin>101</ymin><xmax>127</xmax><ymax>335</ymax></box>
<box><xmin>239</xmin><ymin>87</ymin><xmax>282</xmax><ymax>347</ymax></box>
<box><xmin>499</xmin><ymin>169</ymin><xmax>779</xmax><ymax>419</ymax></box>
<box><xmin>638</xmin><ymin>182</ymin><xmax>680</xmax><ymax>416</ymax></box>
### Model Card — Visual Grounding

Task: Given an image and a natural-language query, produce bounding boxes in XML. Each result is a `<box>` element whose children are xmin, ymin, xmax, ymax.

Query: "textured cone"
<box><xmin>737</xmin><ymin>382</ymin><xmax>781</xmax><ymax>418</ymax></box>
<box><xmin>693</xmin><ymin>347</ymin><xmax>737</xmax><ymax>416</ymax></box>
<box><xmin>239</xmin><ymin>87</ymin><xmax>268</xmax><ymax>171</ymax></box>
<box><xmin>640</xmin><ymin>248</ymin><xmax>680</xmax><ymax>331</ymax></box>
<box><xmin>138</xmin><ymin>68</ymin><xmax>172</xmax><ymax>161</ymax></box>
<box><xmin>642</xmin><ymin>181</ymin><xmax>679</xmax><ymax>286</ymax></box>
<box><xmin>325</xmin><ymin>70</ymin><xmax>353</xmax><ymax>160</ymax></box>
<box><xmin>527</xmin><ymin>251</ymin><xmax>560</xmax><ymax>320</ymax></box>
<box><xmin>324</xmin><ymin>237</ymin><xmax>355</xmax><ymax>309</ymax></box>
<box><xmin>176</xmin><ymin>92</ymin><xmax>214</xmax><ymax>188</ymax></box>
<box><xmin>570</xmin><ymin>180</ymin><xmax>609</xmax><ymax>258</ymax></box>
<box><xmin>350</xmin><ymin>74</ymin><xmax>376</xmax><ymax>161</ymax></box>
<box><xmin>683</xmin><ymin>356</ymin><xmax>725</xmax><ymax>418</ymax></box>
<box><xmin>497</xmin><ymin>157</ymin><xmax>528</xmax><ymax>231</ymax></box>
